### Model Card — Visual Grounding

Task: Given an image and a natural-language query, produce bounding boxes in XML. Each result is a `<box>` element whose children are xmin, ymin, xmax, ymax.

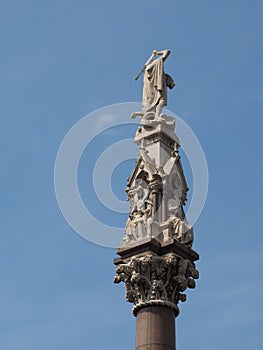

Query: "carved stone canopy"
<box><xmin>122</xmin><ymin>120</ymin><xmax>193</xmax><ymax>249</ymax></box>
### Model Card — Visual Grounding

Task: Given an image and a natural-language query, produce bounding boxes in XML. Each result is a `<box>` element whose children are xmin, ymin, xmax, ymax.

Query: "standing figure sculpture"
<box><xmin>131</xmin><ymin>49</ymin><xmax>175</xmax><ymax>120</ymax></box>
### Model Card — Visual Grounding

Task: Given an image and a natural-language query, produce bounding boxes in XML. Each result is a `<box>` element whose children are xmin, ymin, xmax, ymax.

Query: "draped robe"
<box><xmin>142</xmin><ymin>57</ymin><xmax>175</xmax><ymax>113</ymax></box>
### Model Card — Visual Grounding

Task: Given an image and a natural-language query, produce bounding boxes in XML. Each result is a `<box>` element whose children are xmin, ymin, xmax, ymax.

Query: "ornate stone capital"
<box><xmin>114</xmin><ymin>253</ymin><xmax>199</xmax><ymax>316</ymax></box>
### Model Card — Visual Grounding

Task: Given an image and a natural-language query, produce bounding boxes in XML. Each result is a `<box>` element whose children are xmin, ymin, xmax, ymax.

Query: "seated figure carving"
<box><xmin>167</xmin><ymin>188</ymin><xmax>193</xmax><ymax>247</ymax></box>
<box><xmin>122</xmin><ymin>186</ymin><xmax>153</xmax><ymax>245</ymax></box>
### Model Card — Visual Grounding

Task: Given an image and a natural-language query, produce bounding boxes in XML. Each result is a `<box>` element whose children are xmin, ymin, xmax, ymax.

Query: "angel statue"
<box><xmin>131</xmin><ymin>49</ymin><xmax>175</xmax><ymax>120</ymax></box>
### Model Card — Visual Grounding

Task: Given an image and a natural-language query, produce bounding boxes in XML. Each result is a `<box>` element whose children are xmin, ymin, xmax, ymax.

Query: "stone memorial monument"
<box><xmin>114</xmin><ymin>50</ymin><xmax>199</xmax><ymax>350</ymax></box>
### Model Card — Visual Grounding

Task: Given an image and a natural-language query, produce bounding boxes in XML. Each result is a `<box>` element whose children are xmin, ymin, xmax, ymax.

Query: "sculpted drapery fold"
<box><xmin>143</xmin><ymin>57</ymin><xmax>166</xmax><ymax>112</ymax></box>
<box><xmin>132</xmin><ymin>50</ymin><xmax>175</xmax><ymax>119</ymax></box>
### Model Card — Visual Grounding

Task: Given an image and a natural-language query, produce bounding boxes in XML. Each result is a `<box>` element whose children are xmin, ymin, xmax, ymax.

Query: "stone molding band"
<box><xmin>133</xmin><ymin>300</ymin><xmax>180</xmax><ymax>316</ymax></box>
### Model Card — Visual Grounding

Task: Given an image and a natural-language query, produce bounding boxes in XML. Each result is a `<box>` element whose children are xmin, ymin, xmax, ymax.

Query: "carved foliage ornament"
<box><xmin>114</xmin><ymin>253</ymin><xmax>199</xmax><ymax>316</ymax></box>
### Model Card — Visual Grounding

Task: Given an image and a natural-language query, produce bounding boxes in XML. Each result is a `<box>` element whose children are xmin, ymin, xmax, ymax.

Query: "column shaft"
<box><xmin>135</xmin><ymin>306</ymin><xmax>175</xmax><ymax>350</ymax></box>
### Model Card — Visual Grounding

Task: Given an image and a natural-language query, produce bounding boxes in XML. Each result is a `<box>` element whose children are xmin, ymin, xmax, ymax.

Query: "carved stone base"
<box><xmin>115</xmin><ymin>237</ymin><xmax>199</xmax><ymax>263</ymax></box>
<box><xmin>134</xmin><ymin>119</ymin><xmax>179</xmax><ymax>148</ymax></box>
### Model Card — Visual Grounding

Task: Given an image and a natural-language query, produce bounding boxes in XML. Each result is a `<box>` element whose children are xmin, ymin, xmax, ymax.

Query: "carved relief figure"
<box><xmin>131</xmin><ymin>186</ymin><xmax>150</xmax><ymax>216</ymax></box>
<box><xmin>167</xmin><ymin>173</ymin><xmax>183</xmax><ymax>220</ymax></box>
<box><xmin>167</xmin><ymin>173</ymin><xmax>193</xmax><ymax>246</ymax></box>
<box><xmin>122</xmin><ymin>185</ymin><xmax>153</xmax><ymax>244</ymax></box>
<box><xmin>167</xmin><ymin>190</ymin><xmax>182</xmax><ymax>219</ymax></box>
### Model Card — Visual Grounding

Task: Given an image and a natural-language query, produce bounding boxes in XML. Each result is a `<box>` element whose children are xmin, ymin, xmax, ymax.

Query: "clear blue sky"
<box><xmin>1</xmin><ymin>0</ymin><xmax>263</xmax><ymax>349</ymax></box>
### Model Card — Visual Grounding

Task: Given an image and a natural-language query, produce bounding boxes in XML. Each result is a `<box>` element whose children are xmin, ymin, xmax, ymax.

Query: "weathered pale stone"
<box><xmin>132</xmin><ymin>50</ymin><xmax>175</xmax><ymax>119</ymax></box>
<box><xmin>121</xmin><ymin>116</ymin><xmax>193</xmax><ymax>248</ymax></box>
<box><xmin>114</xmin><ymin>253</ymin><xmax>199</xmax><ymax>316</ymax></box>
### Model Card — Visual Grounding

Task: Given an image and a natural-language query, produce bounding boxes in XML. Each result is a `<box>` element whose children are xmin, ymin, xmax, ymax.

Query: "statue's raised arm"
<box><xmin>131</xmin><ymin>49</ymin><xmax>175</xmax><ymax>121</ymax></box>
<box><xmin>156</xmin><ymin>49</ymin><xmax>171</xmax><ymax>62</ymax></box>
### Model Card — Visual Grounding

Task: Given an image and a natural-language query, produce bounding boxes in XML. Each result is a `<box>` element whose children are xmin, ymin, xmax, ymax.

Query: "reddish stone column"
<box><xmin>135</xmin><ymin>306</ymin><xmax>175</xmax><ymax>350</ymax></box>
